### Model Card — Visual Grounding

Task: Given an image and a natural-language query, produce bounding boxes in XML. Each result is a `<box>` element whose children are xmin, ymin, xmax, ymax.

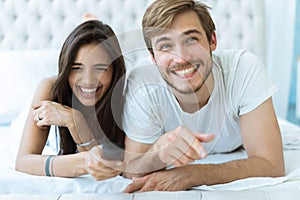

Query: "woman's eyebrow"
<box><xmin>94</xmin><ymin>63</ymin><xmax>109</xmax><ymax>67</ymax></box>
<box><xmin>72</xmin><ymin>63</ymin><xmax>108</xmax><ymax>67</ymax></box>
<box><xmin>72</xmin><ymin>62</ymin><xmax>83</xmax><ymax>66</ymax></box>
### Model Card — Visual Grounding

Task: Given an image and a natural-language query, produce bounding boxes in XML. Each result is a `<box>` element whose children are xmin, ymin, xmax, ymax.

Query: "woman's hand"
<box><xmin>32</xmin><ymin>100</ymin><xmax>74</xmax><ymax>128</ymax></box>
<box><xmin>32</xmin><ymin>100</ymin><xmax>94</xmax><ymax>147</ymax></box>
<box><xmin>85</xmin><ymin>145</ymin><xmax>124</xmax><ymax>180</ymax></box>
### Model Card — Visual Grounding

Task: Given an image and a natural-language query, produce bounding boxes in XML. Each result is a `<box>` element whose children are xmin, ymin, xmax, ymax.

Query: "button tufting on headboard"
<box><xmin>0</xmin><ymin>0</ymin><xmax>265</xmax><ymax>62</ymax></box>
<box><xmin>207</xmin><ymin>0</ymin><xmax>265</xmax><ymax>62</ymax></box>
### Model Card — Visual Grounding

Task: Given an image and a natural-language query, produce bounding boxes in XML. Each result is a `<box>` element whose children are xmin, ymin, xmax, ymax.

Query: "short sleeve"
<box><xmin>230</xmin><ymin>51</ymin><xmax>278</xmax><ymax>116</ymax></box>
<box><xmin>122</xmin><ymin>65</ymin><xmax>167</xmax><ymax>144</ymax></box>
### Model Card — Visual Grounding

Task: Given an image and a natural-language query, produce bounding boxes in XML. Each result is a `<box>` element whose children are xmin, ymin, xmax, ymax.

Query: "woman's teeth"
<box><xmin>80</xmin><ymin>87</ymin><xmax>97</xmax><ymax>93</ymax></box>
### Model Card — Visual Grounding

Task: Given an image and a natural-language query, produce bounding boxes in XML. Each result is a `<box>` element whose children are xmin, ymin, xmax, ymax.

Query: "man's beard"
<box><xmin>160</xmin><ymin>59</ymin><xmax>212</xmax><ymax>94</ymax></box>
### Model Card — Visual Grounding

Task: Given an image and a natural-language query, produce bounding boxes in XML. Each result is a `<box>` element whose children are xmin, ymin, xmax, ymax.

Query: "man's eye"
<box><xmin>159</xmin><ymin>44</ymin><xmax>171</xmax><ymax>51</ymax></box>
<box><xmin>187</xmin><ymin>37</ymin><xmax>198</xmax><ymax>43</ymax></box>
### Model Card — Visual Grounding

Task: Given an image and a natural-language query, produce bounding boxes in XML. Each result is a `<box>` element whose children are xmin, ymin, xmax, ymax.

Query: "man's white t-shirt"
<box><xmin>123</xmin><ymin>49</ymin><xmax>278</xmax><ymax>153</ymax></box>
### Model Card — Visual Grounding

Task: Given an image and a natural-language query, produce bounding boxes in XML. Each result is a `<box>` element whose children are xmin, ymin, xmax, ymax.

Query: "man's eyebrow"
<box><xmin>183</xmin><ymin>29</ymin><xmax>202</xmax><ymax>36</ymax></box>
<box><xmin>154</xmin><ymin>36</ymin><xmax>171</xmax><ymax>46</ymax></box>
<box><xmin>154</xmin><ymin>29</ymin><xmax>202</xmax><ymax>46</ymax></box>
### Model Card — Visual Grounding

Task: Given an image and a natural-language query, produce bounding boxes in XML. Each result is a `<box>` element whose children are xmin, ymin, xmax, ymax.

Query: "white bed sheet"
<box><xmin>1</xmin><ymin>119</ymin><xmax>300</xmax><ymax>199</ymax></box>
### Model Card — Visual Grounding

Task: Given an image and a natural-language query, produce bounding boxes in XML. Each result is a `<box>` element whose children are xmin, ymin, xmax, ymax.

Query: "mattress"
<box><xmin>0</xmin><ymin>119</ymin><xmax>300</xmax><ymax>199</ymax></box>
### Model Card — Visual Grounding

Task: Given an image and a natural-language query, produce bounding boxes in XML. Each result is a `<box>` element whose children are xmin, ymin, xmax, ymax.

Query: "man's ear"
<box><xmin>210</xmin><ymin>31</ymin><xmax>217</xmax><ymax>51</ymax></box>
<box><xmin>149</xmin><ymin>50</ymin><xmax>156</xmax><ymax>63</ymax></box>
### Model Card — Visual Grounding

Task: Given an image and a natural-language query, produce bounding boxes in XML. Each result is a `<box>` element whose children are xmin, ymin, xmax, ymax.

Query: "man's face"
<box><xmin>151</xmin><ymin>11</ymin><xmax>216</xmax><ymax>94</ymax></box>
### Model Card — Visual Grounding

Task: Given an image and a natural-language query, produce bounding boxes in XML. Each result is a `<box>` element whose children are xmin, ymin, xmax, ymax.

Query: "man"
<box><xmin>122</xmin><ymin>0</ymin><xmax>284</xmax><ymax>192</ymax></box>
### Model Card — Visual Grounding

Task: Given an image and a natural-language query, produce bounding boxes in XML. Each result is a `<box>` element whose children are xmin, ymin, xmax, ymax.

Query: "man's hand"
<box><xmin>123</xmin><ymin>166</ymin><xmax>194</xmax><ymax>193</ymax></box>
<box><xmin>153</xmin><ymin>126</ymin><xmax>215</xmax><ymax>167</ymax></box>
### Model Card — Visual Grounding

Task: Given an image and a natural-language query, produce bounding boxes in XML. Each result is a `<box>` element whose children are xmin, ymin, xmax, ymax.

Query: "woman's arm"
<box><xmin>15</xmin><ymin>77</ymin><xmax>61</xmax><ymax>175</ymax></box>
<box><xmin>15</xmin><ymin>77</ymin><xmax>123</xmax><ymax>178</ymax></box>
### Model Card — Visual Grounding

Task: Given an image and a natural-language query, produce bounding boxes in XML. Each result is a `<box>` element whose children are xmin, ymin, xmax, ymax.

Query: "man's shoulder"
<box><xmin>213</xmin><ymin>49</ymin><xmax>252</xmax><ymax>57</ymax></box>
<box><xmin>213</xmin><ymin>49</ymin><xmax>260</xmax><ymax>72</ymax></box>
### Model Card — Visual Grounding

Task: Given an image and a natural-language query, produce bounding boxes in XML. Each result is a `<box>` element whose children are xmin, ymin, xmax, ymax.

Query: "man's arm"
<box><xmin>124</xmin><ymin>98</ymin><xmax>285</xmax><ymax>192</ymax></box>
<box><xmin>122</xmin><ymin>138</ymin><xmax>164</xmax><ymax>178</ymax></box>
<box><xmin>123</xmin><ymin>129</ymin><xmax>215</xmax><ymax>178</ymax></box>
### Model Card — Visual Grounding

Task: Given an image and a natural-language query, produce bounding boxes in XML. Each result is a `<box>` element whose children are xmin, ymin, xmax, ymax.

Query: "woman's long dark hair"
<box><xmin>51</xmin><ymin>20</ymin><xmax>126</xmax><ymax>155</ymax></box>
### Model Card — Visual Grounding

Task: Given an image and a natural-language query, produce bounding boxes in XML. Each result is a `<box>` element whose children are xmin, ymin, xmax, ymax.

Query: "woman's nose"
<box><xmin>82</xmin><ymin>69</ymin><xmax>97</xmax><ymax>85</ymax></box>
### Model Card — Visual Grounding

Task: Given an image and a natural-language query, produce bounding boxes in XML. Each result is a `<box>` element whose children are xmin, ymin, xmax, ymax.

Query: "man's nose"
<box><xmin>172</xmin><ymin>46</ymin><xmax>192</xmax><ymax>63</ymax></box>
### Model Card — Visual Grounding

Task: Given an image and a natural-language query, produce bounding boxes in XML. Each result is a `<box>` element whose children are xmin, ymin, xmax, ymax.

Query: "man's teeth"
<box><xmin>80</xmin><ymin>87</ymin><xmax>97</xmax><ymax>93</ymax></box>
<box><xmin>175</xmin><ymin>66</ymin><xmax>197</xmax><ymax>76</ymax></box>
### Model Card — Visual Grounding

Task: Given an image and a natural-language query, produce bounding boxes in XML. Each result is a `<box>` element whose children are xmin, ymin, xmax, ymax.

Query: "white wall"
<box><xmin>264</xmin><ymin>0</ymin><xmax>297</xmax><ymax>118</ymax></box>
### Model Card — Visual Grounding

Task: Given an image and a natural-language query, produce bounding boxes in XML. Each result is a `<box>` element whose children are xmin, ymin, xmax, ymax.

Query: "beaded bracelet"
<box><xmin>45</xmin><ymin>155</ymin><xmax>54</xmax><ymax>176</ymax></box>
<box><xmin>76</xmin><ymin>138</ymin><xmax>95</xmax><ymax>147</ymax></box>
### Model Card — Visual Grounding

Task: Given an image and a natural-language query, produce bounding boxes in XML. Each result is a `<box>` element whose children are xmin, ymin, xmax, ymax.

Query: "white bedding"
<box><xmin>1</xmin><ymin>0</ymin><xmax>299</xmax><ymax>199</ymax></box>
<box><xmin>1</xmin><ymin>119</ymin><xmax>300</xmax><ymax>199</ymax></box>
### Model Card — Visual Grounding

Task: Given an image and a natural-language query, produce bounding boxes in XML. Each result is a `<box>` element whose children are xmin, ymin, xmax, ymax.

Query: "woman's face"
<box><xmin>68</xmin><ymin>42</ymin><xmax>113</xmax><ymax>106</ymax></box>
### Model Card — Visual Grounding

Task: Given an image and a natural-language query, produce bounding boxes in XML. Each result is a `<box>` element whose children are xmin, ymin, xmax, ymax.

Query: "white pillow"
<box><xmin>0</xmin><ymin>49</ymin><xmax>59</xmax><ymax>124</ymax></box>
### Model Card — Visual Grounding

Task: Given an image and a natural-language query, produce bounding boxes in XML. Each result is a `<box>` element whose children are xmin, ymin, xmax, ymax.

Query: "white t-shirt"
<box><xmin>123</xmin><ymin>49</ymin><xmax>278</xmax><ymax>153</ymax></box>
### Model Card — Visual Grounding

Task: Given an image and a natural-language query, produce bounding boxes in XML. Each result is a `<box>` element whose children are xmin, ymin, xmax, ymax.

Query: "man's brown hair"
<box><xmin>142</xmin><ymin>0</ymin><xmax>216</xmax><ymax>54</ymax></box>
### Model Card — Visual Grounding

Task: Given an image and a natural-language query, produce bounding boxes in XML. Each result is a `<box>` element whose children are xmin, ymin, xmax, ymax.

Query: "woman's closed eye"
<box><xmin>71</xmin><ymin>63</ymin><xmax>109</xmax><ymax>72</ymax></box>
<box><xmin>94</xmin><ymin>65</ymin><xmax>109</xmax><ymax>71</ymax></box>
<box><xmin>71</xmin><ymin>65</ymin><xmax>83</xmax><ymax>71</ymax></box>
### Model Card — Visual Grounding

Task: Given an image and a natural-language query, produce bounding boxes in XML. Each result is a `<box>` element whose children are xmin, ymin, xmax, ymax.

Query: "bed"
<box><xmin>1</xmin><ymin>0</ymin><xmax>300</xmax><ymax>199</ymax></box>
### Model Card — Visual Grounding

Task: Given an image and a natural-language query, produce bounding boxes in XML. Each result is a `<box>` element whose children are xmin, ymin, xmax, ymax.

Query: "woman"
<box><xmin>15</xmin><ymin>20</ymin><xmax>126</xmax><ymax>180</ymax></box>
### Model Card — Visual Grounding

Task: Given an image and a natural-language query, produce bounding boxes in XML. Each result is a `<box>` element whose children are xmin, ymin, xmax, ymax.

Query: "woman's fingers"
<box><xmin>86</xmin><ymin>145</ymin><xmax>124</xmax><ymax>180</ymax></box>
<box><xmin>31</xmin><ymin>100</ymin><xmax>72</xmax><ymax>127</ymax></box>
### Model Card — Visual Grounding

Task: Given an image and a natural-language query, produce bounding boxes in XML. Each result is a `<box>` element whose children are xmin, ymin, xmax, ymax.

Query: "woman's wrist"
<box><xmin>74</xmin><ymin>152</ymin><xmax>89</xmax><ymax>176</ymax></box>
<box><xmin>66</xmin><ymin>108</ymin><xmax>80</xmax><ymax>129</ymax></box>
<box><xmin>67</xmin><ymin>109</ymin><xmax>89</xmax><ymax>143</ymax></box>
<box><xmin>76</xmin><ymin>138</ymin><xmax>96</xmax><ymax>147</ymax></box>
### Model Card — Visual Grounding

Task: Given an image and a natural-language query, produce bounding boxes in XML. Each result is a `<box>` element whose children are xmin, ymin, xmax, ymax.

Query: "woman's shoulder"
<box><xmin>33</xmin><ymin>76</ymin><xmax>57</xmax><ymax>100</ymax></box>
<box><xmin>39</xmin><ymin>76</ymin><xmax>57</xmax><ymax>87</ymax></box>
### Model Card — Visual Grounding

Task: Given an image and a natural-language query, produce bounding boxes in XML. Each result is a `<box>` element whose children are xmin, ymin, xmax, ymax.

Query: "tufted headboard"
<box><xmin>0</xmin><ymin>0</ymin><xmax>266</xmax><ymax>124</ymax></box>
<box><xmin>0</xmin><ymin>0</ymin><xmax>265</xmax><ymax>61</ymax></box>
<box><xmin>208</xmin><ymin>0</ymin><xmax>265</xmax><ymax>62</ymax></box>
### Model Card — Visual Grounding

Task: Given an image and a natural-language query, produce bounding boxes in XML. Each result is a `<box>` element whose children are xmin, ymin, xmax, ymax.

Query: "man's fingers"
<box><xmin>167</xmin><ymin>134</ymin><xmax>199</xmax><ymax>158</ymax></box>
<box><xmin>160</xmin><ymin>139</ymin><xmax>198</xmax><ymax>165</ymax></box>
<box><xmin>169</xmin><ymin>131</ymin><xmax>209</xmax><ymax>159</ymax></box>
<box><xmin>139</xmin><ymin>180</ymin><xmax>156</xmax><ymax>192</ymax></box>
<box><xmin>195</xmin><ymin>133</ymin><xmax>215</xmax><ymax>142</ymax></box>
<box><xmin>123</xmin><ymin>177</ymin><xmax>146</xmax><ymax>193</ymax></box>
